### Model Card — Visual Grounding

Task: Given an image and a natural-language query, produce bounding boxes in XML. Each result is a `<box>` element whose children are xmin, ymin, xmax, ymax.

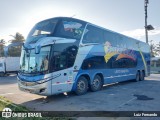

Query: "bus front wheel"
<box><xmin>75</xmin><ymin>76</ymin><xmax>88</xmax><ymax>95</ymax></box>
<box><xmin>90</xmin><ymin>75</ymin><xmax>103</xmax><ymax>92</ymax></box>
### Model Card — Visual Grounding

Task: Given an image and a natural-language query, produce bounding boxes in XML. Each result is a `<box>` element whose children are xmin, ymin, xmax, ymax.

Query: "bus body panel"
<box><xmin>51</xmin><ymin>68</ymin><xmax>74</xmax><ymax>94</ymax></box>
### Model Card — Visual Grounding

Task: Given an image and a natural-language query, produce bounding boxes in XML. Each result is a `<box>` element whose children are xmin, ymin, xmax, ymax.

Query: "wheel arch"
<box><xmin>94</xmin><ymin>73</ymin><xmax>104</xmax><ymax>85</ymax></box>
<box><xmin>142</xmin><ymin>69</ymin><xmax>145</xmax><ymax>76</ymax></box>
<box><xmin>72</xmin><ymin>73</ymin><xmax>91</xmax><ymax>91</ymax></box>
<box><xmin>72</xmin><ymin>72</ymin><xmax>104</xmax><ymax>91</ymax></box>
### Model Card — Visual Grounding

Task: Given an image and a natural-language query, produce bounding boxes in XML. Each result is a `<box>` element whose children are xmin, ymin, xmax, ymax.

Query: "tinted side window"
<box><xmin>103</xmin><ymin>31</ymin><xmax>117</xmax><ymax>47</ymax></box>
<box><xmin>112</xmin><ymin>58</ymin><xmax>137</xmax><ymax>68</ymax></box>
<box><xmin>139</xmin><ymin>42</ymin><xmax>150</xmax><ymax>53</ymax></box>
<box><xmin>82</xmin><ymin>25</ymin><xmax>104</xmax><ymax>44</ymax></box>
<box><xmin>55</xmin><ymin>20</ymin><xmax>85</xmax><ymax>40</ymax></box>
<box><xmin>81</xmin><ymin>56</ymin><xmax>106</xmax><ymax>70</ymax></box>
<box><xmin>126</xmin><ymin>39</ymin><xmax>135</xmax><ymax>50</ymax></box>
<box><xmin>112</xmin><ymin>59</ymin><xmax>125</xmax><ymax>68</ymax></box>
<box><xmin>117</xmin><ymin>35</ymin><xmax>127</xmax><ymax>48</ymax></box>
<box><xmin>51</xmin><ymin>44</ymin><xmax>78</xmax><ymax>71</ymax></box>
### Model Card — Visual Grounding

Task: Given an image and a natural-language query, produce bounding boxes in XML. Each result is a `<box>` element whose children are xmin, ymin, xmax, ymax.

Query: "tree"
<box><xmin>149</xmin><ymin>40</ymin><xmax>160</xmax><ymax>57</ymax></box>
<box><xmin>0</xmin><ymin>39</ymin><xmax>5</xmax><ymax>45</ymax></box>
<box><xmin>8</xmin><ymin>32</ymin><xmax>25</xmax><ymax>57</ymax></box>
<box><xmin>0</xmin><ymin>39</ymin><xmax>5</xmax><ymax>57</ymax></box>
<box><xmin>10</xmin><ymin>32</ymin><xmax>25</xmax><ymax>43</ymax></box>
<box><xmin>155</xmin><ymin>42</ymin><xmax>160</xmax><ymax>56</ymax></box>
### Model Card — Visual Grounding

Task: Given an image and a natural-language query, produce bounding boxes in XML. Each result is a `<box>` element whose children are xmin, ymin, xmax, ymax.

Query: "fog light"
<box><xmin>40</xmin><ymin>88</ymin><xmax>46</xmax><ymax>93</ymax></box>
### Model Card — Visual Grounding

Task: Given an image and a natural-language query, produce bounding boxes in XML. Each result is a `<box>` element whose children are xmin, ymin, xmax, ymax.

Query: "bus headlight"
<box><xmin>37</xmin><ymin>77</ymin><xmax>52</xmax><ymax>84</ymax></box>
<box><xmin>19</xmin><ymin>80</ymin><xmax>39</xmax><ymax>86</ymax></box>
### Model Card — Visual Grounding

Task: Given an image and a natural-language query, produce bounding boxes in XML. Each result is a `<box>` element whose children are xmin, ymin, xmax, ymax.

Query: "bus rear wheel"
<box><xmin>75</xmin><ymin>76</ymin><xmax>88</xmax><ymax>95</ymax></box>
<box><xmin>90</xmin><ymin>75</ymin><xmax>103</xmax><ymax>92</ymax></box>
<box><xmin>135</xmin><ymin>71</ymin><xmax>140</xmax><ymax>82</ymax></box>
<box><xmin>140</xmin><ymin>71</ymin><xmax>145</xmax><ymax>81</ymax></box>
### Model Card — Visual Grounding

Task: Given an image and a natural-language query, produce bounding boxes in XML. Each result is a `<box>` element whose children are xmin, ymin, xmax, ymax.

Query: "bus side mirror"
<box><xmin>23</xmin><ymin>43</ymin><xmax>29</xmax><ymax>54</ymax></box>
<box><xmin>35</xmin><ymin>45</ymin><xmax>41</xmax><ymax>54</ymax></box>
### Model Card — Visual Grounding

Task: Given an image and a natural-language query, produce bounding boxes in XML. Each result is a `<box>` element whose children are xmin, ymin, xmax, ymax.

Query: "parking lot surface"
<box><xmin>0</xmin><ymin>74</ymin><xmax>160</xmax><ymax>112</ymax></box>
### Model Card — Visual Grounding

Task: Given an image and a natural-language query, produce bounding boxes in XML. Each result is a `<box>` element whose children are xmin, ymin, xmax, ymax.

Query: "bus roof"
<box><xmin>38</xmin><ymin>17</ymin><xmax>148</xmax><ymax>46</ymax></box>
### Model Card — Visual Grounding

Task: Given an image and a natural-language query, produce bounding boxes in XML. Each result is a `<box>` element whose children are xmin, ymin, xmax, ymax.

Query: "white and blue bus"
<box><xmin>18</xmin><ymin>17</ymin><xmax>150</xmax><ymax>96</ymax></box>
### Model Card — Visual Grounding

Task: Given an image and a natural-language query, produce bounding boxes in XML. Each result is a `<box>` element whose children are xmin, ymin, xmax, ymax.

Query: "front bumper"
<box><xmin>18</xmin><ymin>79</ymin><xmax>52</xmax><ymax>96</ymax></box>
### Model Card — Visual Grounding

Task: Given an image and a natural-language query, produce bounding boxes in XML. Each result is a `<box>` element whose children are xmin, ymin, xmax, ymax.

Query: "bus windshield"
<box><xmin>20</xmin><ymin>46</ymin><xmax>51</xmax><ymax>74</ymax></box>
<box><xmin>26</xmin><ymin>18</ymin><xmax>86</xmax><ymax>44</ymax></box>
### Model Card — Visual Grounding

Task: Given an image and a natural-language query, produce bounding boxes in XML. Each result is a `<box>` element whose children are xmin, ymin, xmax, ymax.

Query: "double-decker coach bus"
<box><xmin>18</xmin><ymin>17</ymin><xmax>150</xmax><ymax>95</ymax></box>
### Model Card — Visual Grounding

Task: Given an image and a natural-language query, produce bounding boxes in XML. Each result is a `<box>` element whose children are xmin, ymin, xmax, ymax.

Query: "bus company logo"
<box><xmin>2</xmin><ymin>107</ymin><xmax>12</xmax><ymax>118</ymax></box>
<box><xmin>104</xmin><ymin>41</ymin><xmax>137</xmax><ymax>63</ymax></box>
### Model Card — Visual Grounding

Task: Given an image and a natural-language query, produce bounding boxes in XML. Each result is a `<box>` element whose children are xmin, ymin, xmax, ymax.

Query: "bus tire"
<box><xmin>135</xmin><ymin>71</ymin><xmax>140</xmax><ymax>82</ymax></box>
<box><xmin>90</xmin><ymin>75</ymin><xmax>103</xmax><ymax>92</ymax></box>
<box><xmin>75</xmin><ymin>76</ymin><xmax>88</xmax><ymax>95</ymax></box>
<box><xmin>140</xmin><ymin>71</ymin><xmax>145</xmax><ymax>81</ymax></box>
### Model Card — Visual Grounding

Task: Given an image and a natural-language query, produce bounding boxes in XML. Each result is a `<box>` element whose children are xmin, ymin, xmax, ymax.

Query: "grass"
<box><xmin>0</xmin><ymin>96</ymin><xmax>75</xmax><ymax>120</ymax></box>
<box><xmin>0</xmin><ymin>96</ymin><xmax>28</xmax><ymax>112</ymax></box>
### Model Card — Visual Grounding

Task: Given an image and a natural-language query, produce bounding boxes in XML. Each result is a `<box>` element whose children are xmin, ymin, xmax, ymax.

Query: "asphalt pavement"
<box><xmin>0</xmin><ymin>74</ymin><xmax>160</xmax><ymax>119</ymax></box>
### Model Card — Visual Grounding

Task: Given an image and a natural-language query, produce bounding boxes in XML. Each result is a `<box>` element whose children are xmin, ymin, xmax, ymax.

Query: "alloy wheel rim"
<box><xmin>77</xmin><ymin>80</ymin><xmax>86</xmax><ymax>92</ymax></box>
<box><xmin>93</xmin><ymin>79</ymin><xmax>100</xmax><ymax>89</ymax></box>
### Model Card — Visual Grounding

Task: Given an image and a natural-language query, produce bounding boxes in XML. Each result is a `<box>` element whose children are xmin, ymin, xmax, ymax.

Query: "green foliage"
<box><xmin>155</xmin><ymin>42</ymin><xmax>160</xmax><ymax>56</ymax></box>
<box><xmin>8</xmin><ymin>46</ymin><xmax>22</xmax><ymax>57</ymax></box>
<box><xmin>0</xmin><ymin>96</ymin><xmax>28</xmax><ymax>111</ymax></box>
<box><xmin>0</xmin><ymin>96</ymin><xmax>74</xmax><ymax>120</ymax></box>
<box><xmin>0</xmin><ymin>45</ymin><xmax>4</xmax><ymax>57</ymax></box>
<box><xmin>7</xmin><ymin>32</ymin><xmax>24</xmax><ymax>57</ymax></box>
<box><xmin>0</xmin><ymin>39</ymin><xmax>5</xmax><ymax>57</ymax></box>
<box><xmin>0</xmin><ymin>39</ymin><xmax>5</xmax><ymax>44</ymax></box>
<box><xmin>149</xmin><ymin>41</ymin><xmax>160</xmax><ymax>57</ymax></box>
<box><xmin>10</xmin><ymin>32</ymin><xmax>25</xmax><ymax>43</ymax></box>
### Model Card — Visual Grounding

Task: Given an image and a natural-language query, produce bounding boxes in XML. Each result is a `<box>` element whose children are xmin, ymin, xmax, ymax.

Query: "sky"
<box><xmin>0</xmin><ymin>0</ymin><xmax>160</xmax><ymax>45</ymax></box>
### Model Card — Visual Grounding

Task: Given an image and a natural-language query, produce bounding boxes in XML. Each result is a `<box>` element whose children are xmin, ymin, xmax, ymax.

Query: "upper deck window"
<box><xmin>82</xmin><ymin>25</ymin><xmax>104</xmax><ymax>44</ymax></box>
<box><xmin>103</xmin><ymin>31</ymin><xmax>117</xmax><ymax>47</ymax></box>
<box><xmin>54</xmin><ymin>20</ymin><xmax>85</xmax><ymax>40</ymax></box>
